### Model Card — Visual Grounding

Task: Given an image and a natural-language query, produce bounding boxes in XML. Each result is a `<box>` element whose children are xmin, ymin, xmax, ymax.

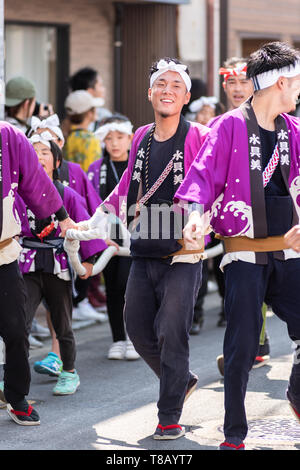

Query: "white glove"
<box><xmin>88</xmin><ymin>207</ymin><xmax>109</xmax><ymax>231</ymax></box>
<box><xmin>76</xmin><ymin>207</ymin><xmax>109</xmax><ymax>233</ymax></box>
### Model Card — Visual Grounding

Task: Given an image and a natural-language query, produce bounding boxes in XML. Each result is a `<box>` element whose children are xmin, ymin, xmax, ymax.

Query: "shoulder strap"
<box><xmin>58</xmin><ymin>159</ymin><xmax>70</xmax><ymax>185</ymax></box>
<box><xmin>53</xmin><ymin>179</ymin><xmax>65</xmax><ymax>200</ymax></box>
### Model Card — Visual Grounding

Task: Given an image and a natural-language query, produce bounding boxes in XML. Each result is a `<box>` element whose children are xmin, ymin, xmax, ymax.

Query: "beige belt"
<box><xmin>0</xmin><ymin>238</ymin><xmax>13</xmax><ymax>250</ymax></box>
<box><xmin>166</xmin><ymin>238</ymin><xmax>204</xmax><ymax>257</ymax></box>
<box><xmin>215</xmin><ymin>234</ymin><xmax>288</xmax><ymax>253</ymax></box>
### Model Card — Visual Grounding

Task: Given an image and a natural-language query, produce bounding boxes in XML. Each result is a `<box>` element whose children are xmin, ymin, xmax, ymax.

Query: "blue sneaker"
<box><xmin>53</xmin><ymin>370</ymin><xmax>80</xmax><ymax>396</ymax></box>
<box><xmin>34</xmin><ymin>352</ymin><xmax>63</xmax><ymax>377</ymax></box>
<box><xmin>0</xmin><ymin>380</ymin><xmax>6</xmax><ymax>407</ymax></box>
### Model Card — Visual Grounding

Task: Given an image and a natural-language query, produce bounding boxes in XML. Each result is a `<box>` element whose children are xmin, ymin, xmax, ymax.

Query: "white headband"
<box><xmin>29</xmin><ymin>131</ymin><xmax>54</xmax><ymax>149</ymax></box>
<box><xmin>189</xmin><ymin>96</ymin><xmax>218</xmax><ymax>113</ymax></box>
<box><xmin>252</xmin><ymin>61</ymin><xmax>300</xmax><ymax>91</ymax></box>
<box><xmin>150</xmin><ymin>59</ymin><xmax>191</xmax><ymax>92</ymax></box>
<box><xmin>31</xmin><ymin>114</ymin><xmax>65</xmax><ymax>144</ymax></box>
<box><xmin>95</xmin><ymin>121</ymin><xmax>133</xmax><ymax>141</ymax></box>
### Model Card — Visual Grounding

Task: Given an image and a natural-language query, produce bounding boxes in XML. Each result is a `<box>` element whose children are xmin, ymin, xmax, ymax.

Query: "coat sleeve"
<box><xmin>9</xmin><ymin>126</ymin><xmax>64</xmax><ymax>218</ymax></box>
<box><xmin>175</xmin><ymin>117</ymin><xmax>232</xmax><ymax>213</ymax></box>
<box><xmin>64</xmin><ymin>187</ymin><xmax>107</xmax><ymax>261</ymax></box>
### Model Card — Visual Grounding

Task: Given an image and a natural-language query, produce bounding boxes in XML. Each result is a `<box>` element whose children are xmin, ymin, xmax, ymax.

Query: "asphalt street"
<box><xmin>0</xmin><ymin>287</ymin><xmax>299</xmax><ymax>453</ymax></box>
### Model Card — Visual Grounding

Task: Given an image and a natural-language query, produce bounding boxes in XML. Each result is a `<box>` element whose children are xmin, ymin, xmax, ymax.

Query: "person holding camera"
<box><xmin>5</xmin><ymin>76</ymin><xmax>53</xmax><ymax>134</ymax></box>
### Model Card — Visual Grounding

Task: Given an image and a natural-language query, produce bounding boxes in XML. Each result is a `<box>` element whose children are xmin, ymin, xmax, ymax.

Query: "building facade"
<box><xmin>4</xmin><ymin>0</ymin><xmax>191</xmax><ymax>127</ymax></box>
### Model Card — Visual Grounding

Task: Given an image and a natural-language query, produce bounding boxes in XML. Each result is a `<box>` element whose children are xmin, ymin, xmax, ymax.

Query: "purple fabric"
<box><xmin>87</xmin><ymin>158</ymin><xmax>103</xmax><ymax>195</ymax></box>
<box><xmin>15</xmin><ymin>185</ymin><xmax>107</xmax><ymax>275</ymax></box>
<box><xmin>67</xmin><ymin>161</ymin><xmax>101</xmax><ymax>216</ymax></box>
<box><xmin>102</xmin><ymin>121</ymin><xmax>210</xmax><ymax>222</ymax></box>
<box><xmin>1</xmin><ymin>122</ymin><xmax>63</xmax><ymax>240</ymax></box>
<box><xmin>175</xmin><ymin>109</ymin><xmax>300</xmax><ymax>238</ymax></box>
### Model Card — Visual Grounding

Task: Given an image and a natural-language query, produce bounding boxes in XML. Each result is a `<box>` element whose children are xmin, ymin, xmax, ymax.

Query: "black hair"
<box><xmin>69</xmin><ymin>67</ymin><xmax>99</xmax><ymax>91</ymax></box>
<box><xmin>149</xmin><ymin>57</ymin><xmax>190</xmax><ymax>79</ymax></box>
<box><xmin>5</xmin><ymin>98</ymin><xmax>35</xmax><ymax>119</ymax></box>
<box><xmin>99</xmin><ymin>113</ymin><xmax>131</xmax><ymax>158</ymax></box>
<box><xmin>99</xmin><ymin>113</ymin><xmax>130</xmax><ymax>127</ymax></box>
<box><xmin>50</xmin><ymin>141</ymin><xmax>63</xmax><ymax>179</ymax></box>
<box><xmin>67</xmin><ymin>109</ymin><xmax>95</xmax><ymax>125</ymax></box>
<box><xmin>223</xmin><ymin>57</ymin><xmax>248</xmax><ymax>69</ymax></box>
<box><xmin>182</xmin><ymin>78</ymin><xmax>207</xmax><ymax>116</ymax></box>
<box><xmin>247</xmin><ymin>42</ymin><xmax>300</xmax><ymax>79</ymax></box>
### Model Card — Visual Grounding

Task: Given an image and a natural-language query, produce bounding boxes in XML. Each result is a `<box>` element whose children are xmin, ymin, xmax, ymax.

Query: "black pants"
<box><xmin>0</xmin><ymin>261</ymin><xmax>30</xmax><ymax>405</ymax></box>
<box><xmin>24</xmin><ymin>272</ymin><xmax>76</xmax><ymax>370</ymax></box>
<box><xmin>124</xmin><ymin>257</ymin><xmax>202</xmax><ymax>425</ymax></box>
<box><xmin>193</xmin><ymin>259</ymin><xmax>208</xmax><ymax>322</ymax></box>
<box><xmin>73</xmin><ymin>278</ymin><xmax>90</xmax><ymax>306</ymax></box>
<box><xmin>103</xmin><ymin>256</ymin><xmax>132</xmax><ymax>342</ymax></box>
<box><xmin>223</xmin><ymin>255</ymin><xmax>300</xmax><ymax>441</ymax></box>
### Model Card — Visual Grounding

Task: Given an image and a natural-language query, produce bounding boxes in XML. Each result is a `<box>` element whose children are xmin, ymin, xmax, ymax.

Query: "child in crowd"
<box><xmin>14</xmin><ymin>132</ymin><xmax>106</xmax><ymax>395</ymax></box>
<box><xmin>88</xmin><ymin>114</ymin><xmax>139</xmax><ymax>360</ymax></box>
<box><xmin>26</xmin><ymin>115</ymin><xmax>107</xmax><ymax>377</ymax></box>
<box><xmin>63</xmin><ymin>90</ymin><xmax>103</xmax><ymax>172</ymax></box>
<box><xmin>189</xmin><ymin>96</ymin><xmax>225</xmax><ymax>126</ymax></box>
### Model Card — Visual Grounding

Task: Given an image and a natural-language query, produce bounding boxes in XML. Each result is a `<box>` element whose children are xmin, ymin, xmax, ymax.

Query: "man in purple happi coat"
<box><xmin>0</xmin><ymin>122</ymin><xmax>75</xmax><ymax>425</ymax></box>
<box><xmin>178</xmin><ymin>42</ymin><xmax>300</xmax><ymax>450</ymax></box>
<box><xmin>86</xmin><ymin>57</ymin><xmax>209</xmax><ymax>439</ymax></box>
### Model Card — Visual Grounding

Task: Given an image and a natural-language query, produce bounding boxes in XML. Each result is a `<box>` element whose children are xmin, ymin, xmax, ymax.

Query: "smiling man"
<box><xmin>177</xmin><ymin>41</ymin><xmax>300</xmax><ymax>450</ymax></box>
<box><xmin>220</xmin><ymin>57</ymin><xmax>254</xmax><ymax>110</ymax></box>
<box><xmin>88</xmin><ymin>57</ymin><xmax>209</xmax><ymax>439</ymax></box>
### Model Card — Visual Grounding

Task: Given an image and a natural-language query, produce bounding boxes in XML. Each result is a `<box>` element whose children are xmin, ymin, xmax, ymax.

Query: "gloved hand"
<box><xmin>77</xmin><ymin>207</ymin><xmax>109</xmax><ymax>233</ymax></box>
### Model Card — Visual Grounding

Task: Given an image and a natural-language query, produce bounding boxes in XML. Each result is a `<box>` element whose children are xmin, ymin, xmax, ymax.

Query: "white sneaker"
<box><xmin>31</xmin><ymin>319</ymin><xmax>50</xmax><ymax>338</ymax></box>
<box><xmin>107</xmin><ymin>341</ymin><xmax>126</xmax><ymax>360</ymax></box>
<box><xmin>28</xmin><ymin>334</ymin><xmax>43</xmax><ymax>349</ymax></box>
<box><xmin>125</xmin><ymin>340</ymin><xmax>140</xmax><ymax>361</ymax></box>
<box><xmin>73</xmin><ymin>299</ymin><xmax>107</xmax><ymax>323</ymax></box>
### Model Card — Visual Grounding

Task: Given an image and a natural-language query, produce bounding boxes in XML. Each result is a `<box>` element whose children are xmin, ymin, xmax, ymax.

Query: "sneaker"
<box><xmin>53</xmin><ymin>370</ymin><xmax>80</xmax><ymax>396</ymax></box>
<box><xmin>258</xmin><ymin>335</ymin><xmax>270</xmax><ymax>356</ymax></box>
<box><xmin>88</xmin><ymin>292</ymin><xmax>105</xmax><ymax>309</ymax></box>
<box><xmin>184</xmin><ymin>374</ymin><xmax>198</xmax><ymax>403</ymax></box>
<box><xmin>207</xmin><ymin>280</ymin><xmax>218</xmax><ymax>293</ymax></box>
<box><xmin>217</xmin><ymin>312</ymin><xmax>227</xmax><ymax>327</ymax></box>
<box><xmin>73</xmin><ymin>299</ymin><xmax>107</xmax><ymax>323</ymax></box>
<box><xmin>219</xmin><ymin>440</ymin><xmax>245</xmax><ymax>450</ymax></box>
<box><xmin>217</xmin><ymin>354</ymin><xmax>224</xmax><ymax>376</ymax></box>
<box><xmin>31</xmin><ymin>319</ymin><xmax>50</xmax><ymax>338</ymax></box>
<box><xmin>34</xmin><ymin>352</ymin><xmax>63</xmax><ymax>377</ymax></box>
<box><xmin>0</xmin><ymin>380</ymin><xmax>6</xmax><ymax>408</ymax></box>
<box><xmin>287</xmin><ymin>389</ymin><xmax>300</xmax><ymax>423</ymax></box>
<box><xmin>190</xmin><ymin>317</ymin><xmax>204</xmax><ymax>335</ymax></box>
<box><xmin>95</xmin><ymin>305</ymin><xmax>108</xmax><ymax>314</ymax></box>
<box><xmin>125</xmin><ymin>340</ymin><xmax>140</xmax><ymax>361</ymax></box>
<box><xmin>252</xmin><ymin>355</ymin><xmax>270</xmax><ymax>368</ymax></box>
<box><xmin>253</xmin><ymin>337</ymin><xmax>270</xmax><ymax>368</ymax></box>
<box><xmin>7</xmin><ymin>399</ymin><xmax>40</xmax><ymax>426</ymax></box>
<box><xmin>107</xmin><ymin>341</ymin><xmax>126</xmax><ymax>360</ymax></box>
<box><xmin>72</xmin><ymin>319</ymin><xmax>96</xmax><ymax>330</ymax></box>
<box><xmin>29</xmin><ymin>334</ymin><xmax>43</xmax><ymax>349</ymax></box>
<box><xmin>153</xmin><ymin>424</ymin><xmax>185</xmax><ymax>440</ymax></box>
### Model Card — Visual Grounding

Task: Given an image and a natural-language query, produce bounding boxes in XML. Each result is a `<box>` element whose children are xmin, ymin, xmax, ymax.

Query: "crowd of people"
<box><xmin>1</xmin><ymin>40</ymin><xmax>300</xmax><ymax>450</ymax></box>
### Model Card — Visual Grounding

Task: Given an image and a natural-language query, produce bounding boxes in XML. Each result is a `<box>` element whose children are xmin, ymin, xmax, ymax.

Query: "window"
<box><xmin>5</xmin><ymin>22</ymin><xmax>69</xmax><ymax>118</ymax></box>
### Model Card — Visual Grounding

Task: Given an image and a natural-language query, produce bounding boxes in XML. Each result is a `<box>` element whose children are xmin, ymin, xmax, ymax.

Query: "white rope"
<box><xmin>64</xmin><ymin>219</ymin><xmax>131</xmax><ymax>276</ymax></box>
<box><xmin>64</xmin><ymin>220</ymin><xmax>224</xmax><ymax>277</ymax></box>
<box><xmin>204</xmin><ymin>243</ymin><xmax>224</xmax><ymax>259</ymax></box>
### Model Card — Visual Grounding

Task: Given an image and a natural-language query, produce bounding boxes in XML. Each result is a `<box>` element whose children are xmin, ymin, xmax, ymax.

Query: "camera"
<box><xmin>33</xmin><ymin>102</ymin><xmax>49</xmax><ymax>116</ymax></box>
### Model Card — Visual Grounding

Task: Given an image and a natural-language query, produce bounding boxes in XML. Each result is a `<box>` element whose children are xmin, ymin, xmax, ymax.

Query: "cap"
<box><xmin>64</xmin><ymin>90</ymin><xmax>103</xmax><ymax>115</ymax></box>
<box><xmin>5</xmin><ymin>76</ymin><xmax>36</xmax><ymax>107</ymax></box>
